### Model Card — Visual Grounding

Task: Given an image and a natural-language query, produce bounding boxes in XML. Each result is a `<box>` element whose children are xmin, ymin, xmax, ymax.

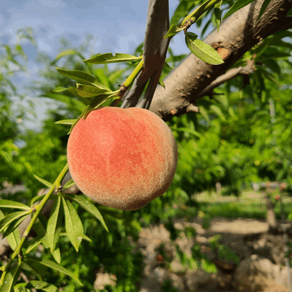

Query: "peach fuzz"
<box><xmin>67</xmin><ymin>107</ymin><xmax>178</xmax><ymax>210</ymax></box>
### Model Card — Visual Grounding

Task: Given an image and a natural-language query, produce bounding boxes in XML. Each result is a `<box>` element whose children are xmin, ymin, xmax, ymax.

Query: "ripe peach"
<box><xmin>67</xmin><ymin>107</ymin><xmax>178</xmax><ymax>210</ymax></box>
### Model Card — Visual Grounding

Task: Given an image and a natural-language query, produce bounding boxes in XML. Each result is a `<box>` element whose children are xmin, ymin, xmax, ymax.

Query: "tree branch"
<box><xmin>149</xmin><ymin>0</ymin><xmax>292</xmax><ymax>120</ymax></box>
<box><xmin>196</xmin><ymin>59</ymin><xmax>255</xmax><ymax>99</ymax></box>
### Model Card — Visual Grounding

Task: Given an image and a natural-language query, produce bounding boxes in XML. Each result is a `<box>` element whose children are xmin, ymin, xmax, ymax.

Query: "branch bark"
<box><xmin>149</xmin><ymin>0</ymin><xmax>292</xmax><ymax>121</ymax></box>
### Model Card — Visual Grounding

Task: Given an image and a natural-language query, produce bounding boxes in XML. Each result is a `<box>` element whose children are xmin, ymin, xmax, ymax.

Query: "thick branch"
<box><xmin>196</xmin><ymin>59</ymin><xmax>255</xmax><ymax>99</ymax></box>
<box><xmin>149</xmin><ymin>0</ymin><xmax>292</xmax><ymax>120</ymax></box>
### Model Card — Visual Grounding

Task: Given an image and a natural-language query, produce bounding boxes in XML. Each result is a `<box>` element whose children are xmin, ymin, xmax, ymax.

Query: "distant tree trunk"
<box><xmin>265</xmin><ymin>194</ymin><xmax>277</xmax><ymax>232</ymax></box>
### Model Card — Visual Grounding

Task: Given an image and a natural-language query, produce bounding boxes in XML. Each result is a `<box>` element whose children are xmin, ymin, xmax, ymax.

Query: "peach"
<box><xmin>67</xmin><ymin>107</ymin><xmax>178</xmax><ymax>210</ymax></box>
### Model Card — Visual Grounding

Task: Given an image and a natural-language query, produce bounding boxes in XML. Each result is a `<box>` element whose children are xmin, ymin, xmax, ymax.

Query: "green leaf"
<box><xmin>65</xmin><ymin>194</ymin><xmax>108</xmax><ymax>232</ymax></box>
<box><xmin>14</xmin><ymin>283</ymin><xmax>30</xmax><ymax>292</ymax></box>
<box><xmin>170</xmin><ymin>1</ymin><xmax>195</xmax><ymax>26</ymax></box>
<box><xmin>62</xmin><ymin>179</ymin><xmax>75</xmax><ymax>190</ymax></box>
<box><xmin>29</xmin><ymin>280</ymin><xmax>57</xmax><ymax>292</ymax></box>
<box><xmin>82</xmin><ymin>93</ymin><xmax>119</xmax><ymax>119</ymax></box>
<box><xmin>53</xmin><ymin>86</ymin><xmax>91</xmax><ymax>106</ymax></box>
<box><xmin>0</xmin><ymin>210</ymin><xmax>20</xmax><ymax>251</ymax></box>
<box><xmin>108</xmin><ymin>69</ymin><xmax>126</xmax><ymax>84</ymax></box>
<box><xmin>210</xmin><ymin>105</ymin><xmax>226</xmax><ymax>120</ymax></box>
<box><xmin>76</xmin><ymin>83</ymin><xmax>112</xmax><ymax>98</ymax></box>
<box><xmin>41</xmin><ymin>93</ymin><xmax>87</xmax><ymax>112</ymax></box>
<box><xmin>223</xmin><ymin>0</ymin><xmax>255</xmax><ymax>20</ymax></box>
<box><xmin>34</xmin><ymin>216</ymin><xmax>50</xmax><ymax>249</ymax></box>
<box><xmin>0</xmin><ymin>200</ymin><xmax>30</xmax><ymax>211</ymax></box>
<box><xmin>164</xmin><ymin>24</ymin><xmax>185</xmax><ymax>39</ymax></box>
<box><xmin>46</xmin><ymin>196</ymin><xmax>61</xmax><ymax>250</ymax></box>
<box><xmin>24</xmin><ymin>239</ymin><xmax>42</xmax><ymax>254</ymax></box>
<box><xmin>51</xmin><ymin>247</ymin><xmax>61</xmax><ymax>264</ymax></box>
<box><xmin>62</xmin><ymin>197</ymin><xmax>83</xmax><ymax>251</ymax></box>
<box><xmin>24</xmin><ymin>258</ymin><xmax>83</xmax><ymax>286</ymax></box>
<box><xmin>173</xmin><ymin>127</ymin><xmax>202</xmax><ymax>138</ymax></box>
<box><xmin>51</xmin><ymin>49</ymin><xmax>84</xmax><ymax>65</ymax></box>
<box><xmin>21</xmin><ymin>262</ymin><xmax>43</xmax><ymax>281</ymax></box>
<box><xmin>0</xmin><ymin>261</ymin><xmax>21</xmax><ymax>292</ymax></box>
<box><xmin>159</xmin><ymin>77</ymin><xmax>165</xmax><ymax>88</ymax></box>
<box><xmin>84</xmin><ymin>53</ymin><xmax>142</xmax><ymax>64</ymax></box>
<box><xmin>55</xmin><ymin>119</ymin><xmax>77</xmax><ymax>125</ymax></box>
<box><xmin>34</xmin><ymin>175</ymin><xmax>53</xmax><ymax>188</ymax></box>
<box><xmin>55</xmin><ymin>68</ymin><xmax>108</xmax><ymax>89</ymax></box>
<box><xmin>52</xmin><ymin>86</ymin><xmax>67</xmax><ymax>93</ymax></box>
<box><xmin>257</xmin><ymin>0</ymin><xmax>271</xmax><ymax>20</ymax></box>
<box><xmin>185</xmin><ymin>32</ymin><xmax>224</xmax><ymax>65</ymax></box>
<box><xmin>0</xmin><ymin>211</ymin><xmax>30</xmax><ymax>234</ymax></box>
<box><xmin>2</xmin><ymin>214</ymin><xmax>27</xmax><ymax>240</ymax></box>
<box><xmin>214</xmin><ymin>0</ymin><xmax>223</xmax><ymax>31</ymax></box>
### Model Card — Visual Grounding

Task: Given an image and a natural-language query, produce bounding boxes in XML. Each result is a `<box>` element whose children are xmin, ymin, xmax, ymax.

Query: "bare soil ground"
<box><xmin>138</xmin><ymin>217</ymin><xmax>292</xmax><ymax>292</ymax></box>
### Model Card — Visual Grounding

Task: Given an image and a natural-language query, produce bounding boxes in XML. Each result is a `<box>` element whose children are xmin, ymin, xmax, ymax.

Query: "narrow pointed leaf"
<box><xmin>0</xmin><ymin>211</ymin><xmax>29</xmax><ymax>234</ymax></box>
<box><xmin>62</xmin><ymin>197</ymin><xmax>83</xmax><ymax>251</ymax></box>
<box><xmin>52</xmin><ymin>202</ymin><xmax>64</xmax><ymax>252</ymax></box>
<box><xmin>257</xmin><ymin>0</ymin><xmax>272</xmax><ymax>20</ymax></box>
<box><xmin>164</xmin><ymin>24</ymin><xmax>184</xmax><ymax>39</ymax></box>
<box><xmin>53</xmin><ymin>86</ymin><xmax>67</xmax><ymax>93</ymax></box>
<box><xmin>0</xmin><ymin>261</ymin><xmax>21</xmax><ymax>292</ymax></box>
<box><xmin>24</xmin><ymin>258</ymin><xmax>82</xmax><ymax>286</ymax></box>
<box><xmin>55</xmin><ymin>68</ymin><xmax>108</xmax><ymax>89</ymax></box>
<box><xmin>0</xmin><ymin>210</ymin><xmax>20</xmax><ymax>251</ymax></box>
<box><xmin>2</xmin><ymin>214</ymin><xmax>28</xmax><ymax>240</ymax></box>
<box><xmin>24</xmin><ymin>239</ymin><xmax>42</xmax><ymax>254</ymax></box>
<box><xmin>185</xmin><ymin>32</ymin><xmax>224</xmax><ymax>65</ymax></box>
<box><xmin>62</xmin><ymin>179</ymin><xmax>75</xmax><ymax>190</ymax></box>
<box><xmin>51</xmin><ymin>49</ymin><xmax>84</xmax><ymax>65</ymax></box>
<box><xmin>223</xmin><ymin>0</ymin><xmax>255</xmax><ymax>20</ymax></box>
<box><xmin>34</xmin><ymin>175</ymin><xmax>53</xmax><ymax>188</ymax></box>
<box><xmin>84</xmin><ymin>53</ymin><xmax>142</xmax><ymax>64</ymax></box>
<box><xmin>21</xmin><ymin>262</ymin><xmax>43</xmax><ymax>281</ymax></box>
<box><xmin>76</xmin><ymin>83</ymin><xmax>112</xmax><ymax>98</ymax></box>
<box><xmin>65</xmin><ymin>194</ymin><xmax>108</xmax><ymax>232</ymax></box>
<box><xmin>41</xmin><ymin>93</ymin><xmax>87</xmax><ymax>111</ymax></box>
<box><xmin>46</xmin><ymin>196</ymin><xmax>61</xmax><ymax>250</ymax></box>
<box><xmin>0</xmin><ymin>200</ymin><xmax>30</xmax><ymax>211</ymax></box>
<box><xmin>34</xmin><ymin>216</ymin><xmax>50</xmax><ymax>249</ymax></box>
<box><xmin>53</xmin><ymin>86</ymin><xmax>91</xmax><ymax>106</ymax></box>
<box><xmin>55</xmin><ymin>119</ymin><xmax>77</xmax><ymax>125</ymax></box>
<box><xmin>29</xmin><ymin>280</ymin><xmax>57</xmax><ymax>292</ymax></box>
<box><xmin>51</xmin><ymin>247</ymin><xmax>61</xmax><ymax>264</ymax></box>
<box><xmin>13</xmin><ymin>283</ymin><xmax>30</xmax><ymax>292</ymax></box>
<box><xmin>214</xmin><ymin>0</ymin><xmax>223</xmax><ymax>31</ymax></box>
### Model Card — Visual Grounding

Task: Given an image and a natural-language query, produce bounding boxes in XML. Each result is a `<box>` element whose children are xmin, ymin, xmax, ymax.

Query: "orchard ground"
<box><xmin>95</xmin><ymin>190</ymin><xmax>292</xmax><ymax>292</ymax></box>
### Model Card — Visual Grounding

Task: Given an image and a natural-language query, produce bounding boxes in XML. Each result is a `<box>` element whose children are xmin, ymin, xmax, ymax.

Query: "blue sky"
<box><xmin>1</xmin><ymin>0</ymin><xmax>190</xmax><ymax>58</ymax></box>
<box><xmin>1</xmin><ymin>0</ymin><xmax>199</xmax><ymax>130</ymax></box>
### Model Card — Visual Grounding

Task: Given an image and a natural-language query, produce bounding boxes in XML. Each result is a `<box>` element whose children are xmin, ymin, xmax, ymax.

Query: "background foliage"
<box><xmin>1</xmin><ymin>0</ymin><xmax>292</xmax><ymax>291</ymax></box>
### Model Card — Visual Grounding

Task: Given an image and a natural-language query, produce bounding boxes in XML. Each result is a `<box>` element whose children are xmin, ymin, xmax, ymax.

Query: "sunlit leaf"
<box><xmin>55</xmin><ymin>119</ymin><xmax>77</xmax><ymax>125</ymax></box>
<box><xmin>62</xmin><ymin>197</ymin><xmax>83</xmax><ymax>251</ymax></box>
<box><xmin>0</xmin><ymin>210</ymin><xmax>20</xmax><ymax>251</ymax></box>
<box><xmin>34</xmin><ymin>175</ymin><xmax>53</xmax><ymax>188</ymax></box>
<box><xmin>84</xmin><ymin>53</ymin><xmax>142</xmax><ymax>64</ymax></box>
<box><xmin>257</xmin><ymin>0</ymin><xmax>272</xmax><ymax>20</ymax></box>
<box><xmin>0</xmin><ymin>261</ymin><xmax>21</xmax><ymax>292</ymax></box>
<box><xmin>185</xmin><ymin>32</ymin><xmax>224</xmax><ymax>65</ymax></box>
<box><xmin>223</xmin><ymin>0</ymin><xmax>255</xmax><ymax>20</ymax></box>
<box><xmin>164</xmin><ymin>24</ymin><xmax>185</xmax><ymax>39</ymax></box>
<box><xmin>65</xmin><ymin>193</ymin><xmax>108</xmax><ymax>232</ymax></box>
<box><xmin>24</xmin><ymin>257</ymin><xmax>82</xmax><ymax>285</ymax></box>
<box><xmin>46</xmin><ymin>196</ymin><xmax>61</xmax><ymax>250</ymax></box>
<box><xmin>0</xmin><ymin>211</ymin><xmax>30</xmax><ymax>234</ymax></box>
<box><xmin>76</xmin><ymin>83</ymin><xmax>112</xmax><ymax>98</ymax></box>
<box><xmin>0</xmin><ymin>200</ymin><xmax>30</xmax><ymax>211</ymax></box>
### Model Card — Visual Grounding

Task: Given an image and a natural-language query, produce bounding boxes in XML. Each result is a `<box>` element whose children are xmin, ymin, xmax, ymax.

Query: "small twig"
<box><xmin>196</xmin><ymin>60</ymin><xmax>255</xmax><ymax>99</ymax></box>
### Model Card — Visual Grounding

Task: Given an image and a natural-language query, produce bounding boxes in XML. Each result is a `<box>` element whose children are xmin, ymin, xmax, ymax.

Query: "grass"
<box><xmin>193</xmin><ymin>190</ymin><xmax>292</xmax><ymax>220</ymax></box>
